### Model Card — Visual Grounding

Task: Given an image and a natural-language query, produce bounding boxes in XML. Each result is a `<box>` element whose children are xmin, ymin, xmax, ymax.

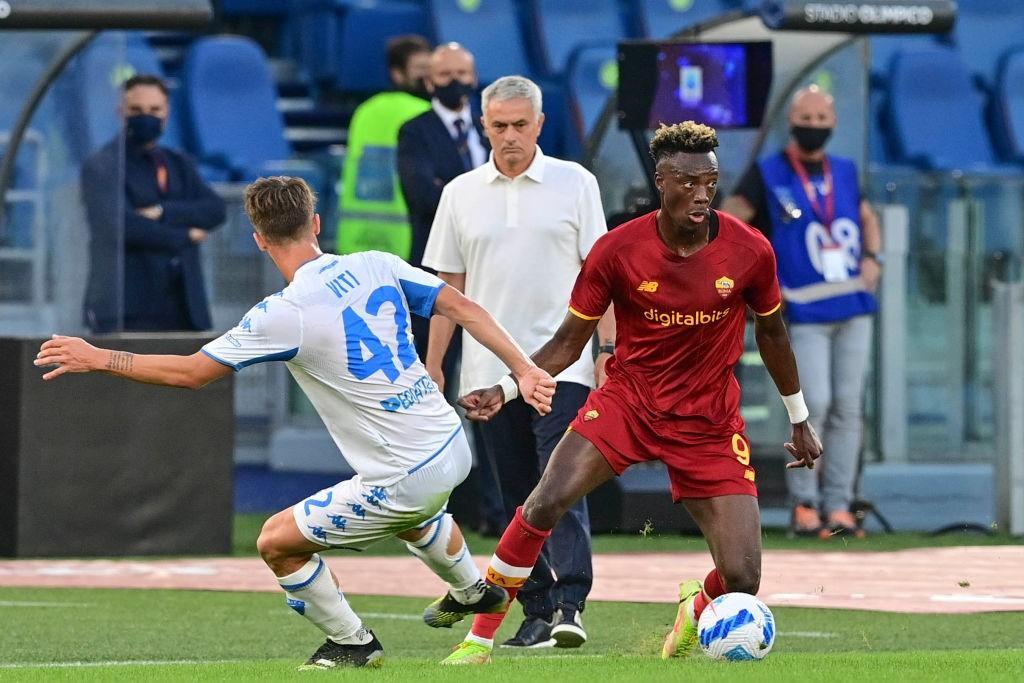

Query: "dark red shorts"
<box><xmin>569</xmin><ymin>384</ymin><xmax>757</xmax><ymax>502</ymax></box>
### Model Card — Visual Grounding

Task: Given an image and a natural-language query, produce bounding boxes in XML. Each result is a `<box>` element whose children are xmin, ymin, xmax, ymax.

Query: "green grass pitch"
<box><xmin>1</xmin><ymin>587</ymin><xmax>1021</xmax><ymax>681</ymax></box>
<box><xmin>3</xmin><ymin>519</ymin><xmax>1021</xmax><ymax>679</ymax></box>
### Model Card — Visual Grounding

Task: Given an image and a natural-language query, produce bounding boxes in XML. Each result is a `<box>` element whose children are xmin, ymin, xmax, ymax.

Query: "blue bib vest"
<box><xmin>759</xmin><ymin>152</ymin><xmax>877</xmax><ymax>324</ymax></box>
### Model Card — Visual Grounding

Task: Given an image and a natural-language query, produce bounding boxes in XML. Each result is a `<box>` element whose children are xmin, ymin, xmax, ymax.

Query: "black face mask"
<box><xmin>433</xmin><ymin>80</ymin><xmax>474</xmax><ymax>110</ymax></box>
<box><xmin>125</xmin><ymin>114</ymin><xmax>164</xmax><ymax>146</ymax></box>
<box><xmin>791</xmin><ymin>125</ymin><xmax>832</xmax><ymax>153</ymax></box>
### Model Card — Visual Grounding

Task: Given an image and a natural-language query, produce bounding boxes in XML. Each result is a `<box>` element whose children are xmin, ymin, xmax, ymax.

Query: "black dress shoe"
<box><xmin>500</xmin><ymin>616</ymin><xmax>555</xmax><ymax>648</ymax></box>
<box><xmin>551</xmin><ymin>606</ymin><xmax>586</xmax><ymax>648</ymax></box>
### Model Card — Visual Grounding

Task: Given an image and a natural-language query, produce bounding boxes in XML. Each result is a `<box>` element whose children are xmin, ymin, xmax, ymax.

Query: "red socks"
<box><xmin>693</xmin><ymin>568</ymin><xmax>727</xmax><ymax>620</ymax></box>
<box><xmin>470</xmin><ymin>507</ymin><xmax>551</xmax><ymax>641</ymax></box>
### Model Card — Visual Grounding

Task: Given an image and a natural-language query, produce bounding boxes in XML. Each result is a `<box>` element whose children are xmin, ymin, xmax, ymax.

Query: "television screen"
<box><xmin>618</xmin><ymin>41</ymin><xmax>773</xmax><ymax>130</ymax></box>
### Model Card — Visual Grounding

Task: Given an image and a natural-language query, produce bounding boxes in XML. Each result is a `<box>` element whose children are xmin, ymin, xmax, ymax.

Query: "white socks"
<box><xmin>405</xmin><ymin>513</ymin><xmax>483</xmax><ymax>603</ymax></box>
<box><xmin>277</xmin><ymin>554</ymin><xmax>369</xmax><ymax>644</ymax></box>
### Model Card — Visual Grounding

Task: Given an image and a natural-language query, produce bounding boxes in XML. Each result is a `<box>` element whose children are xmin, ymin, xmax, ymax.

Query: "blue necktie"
<box><xmin>453</xmin><ymin>118</ymin><xmax>473</xmax><ymax>171</ymax></box>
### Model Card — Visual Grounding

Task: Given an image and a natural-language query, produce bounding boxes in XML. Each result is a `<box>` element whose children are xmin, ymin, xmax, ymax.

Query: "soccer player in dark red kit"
<box><xmin>432</xmin><ymin>121</ymin><xmax>823</xmax><ymax>665</ymax></box>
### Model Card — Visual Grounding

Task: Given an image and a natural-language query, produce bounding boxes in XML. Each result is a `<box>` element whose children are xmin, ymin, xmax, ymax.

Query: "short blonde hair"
<box><xmin>244</xmin><ymin>176</ymin><xmax>317</xmax><ymax>243</ymax></box>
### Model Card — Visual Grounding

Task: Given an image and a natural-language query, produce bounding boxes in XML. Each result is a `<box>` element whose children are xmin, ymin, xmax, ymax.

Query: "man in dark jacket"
<box><xmin>397</xmin><ymin>43</ymin><xmax>487</xmax><ymax>272</ymax></box>
<box><xmin>82</xmin><ymin>74</ymin><xmax>225</xmax><ymax>333</ymax></box>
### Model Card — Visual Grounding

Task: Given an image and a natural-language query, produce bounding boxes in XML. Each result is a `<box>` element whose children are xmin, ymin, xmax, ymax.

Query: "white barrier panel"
<box><xmin>992</xmin><ymin>279</ymin><xmax>1024</xmax><ymax>536</ymax></box>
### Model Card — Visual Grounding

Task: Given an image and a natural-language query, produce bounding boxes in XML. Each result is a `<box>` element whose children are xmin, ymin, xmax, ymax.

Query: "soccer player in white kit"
<box><xmin>34</xmin><ymin>177</ymin><xmax>555</xmax><ymax>669</ymax></box>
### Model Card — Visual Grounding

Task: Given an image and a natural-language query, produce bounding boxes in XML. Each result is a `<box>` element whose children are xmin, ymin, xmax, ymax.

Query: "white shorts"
<box><xmin>292</xmin><ymin>427</ymin><xmax>472</xmax><ymax>550</ymax></box>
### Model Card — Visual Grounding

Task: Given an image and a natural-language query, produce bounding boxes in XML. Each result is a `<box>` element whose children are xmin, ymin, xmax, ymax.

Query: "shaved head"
<box><xmin>429</xmin><ymin>42</ymin><xmax>475</xmax><ymax>84</ymax></box>
<box><xmin>788</xmin><ymin>85</ymin><xmax>836</xmax><ymax>128</ymax></box>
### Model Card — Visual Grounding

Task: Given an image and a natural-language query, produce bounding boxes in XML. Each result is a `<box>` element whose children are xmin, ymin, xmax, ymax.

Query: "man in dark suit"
<box><xmin>82</xmin><ymin>74</ymin><xmax>226</xmax><ymax>333</ymax></box>
<box><xmin>398</xmin><ymin>43</ymin><xmax>488</xmax><ymax>273</ymax></box>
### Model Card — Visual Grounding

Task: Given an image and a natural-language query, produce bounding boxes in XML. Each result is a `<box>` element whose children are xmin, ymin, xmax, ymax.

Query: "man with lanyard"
<box><xmin>723</xmin><ymin>85</ymin><xmax>882</xmax><ymax>538</ymax></box>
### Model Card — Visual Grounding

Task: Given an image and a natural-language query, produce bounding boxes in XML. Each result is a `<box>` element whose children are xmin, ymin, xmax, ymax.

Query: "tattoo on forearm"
<box><xmin>106</xmin><ymin>351</ymin><xmax>134</xmax><ymax>373</ymax></box>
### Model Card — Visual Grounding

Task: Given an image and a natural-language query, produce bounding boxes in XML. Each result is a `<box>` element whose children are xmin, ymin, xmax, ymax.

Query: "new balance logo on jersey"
<box><xmin>636</xmin><ymin>280</ymin><xmax>659</xmax><ymax>293</ymax></box>
<box><xmin>645</xmin><ymin>307</ymin><xmax>731</xmax><ymax>327</ymax></box>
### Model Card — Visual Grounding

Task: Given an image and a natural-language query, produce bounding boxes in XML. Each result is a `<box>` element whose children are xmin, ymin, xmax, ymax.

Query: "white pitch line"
<box><xmin>362</xmin><ymin>611</ymin><xmax>422</xmax><ymax>621</ymax></box>
<box><xmin>930</xmin><ymin>594</ymin><xmax>1024</xmax><ymax>605</ymax></box>
<box><xmin>0</xmin><ymin>601</ymin><xmax>93</xmax><ymax>608</ymax></box>
<box><xmin>0</xmin><ymin>654</ymin><xmax>613</xmax><ymax>669</ymax></box>
<box><xmin>272</xmin><ymin>609</ymin><xmax>425</xmax><ymax>621</ymax></box>
<box><xmin>335</xmin><ymin>611</ymin><xmax>844</xmax><ymax>638</ymax></box>
<box><xmin>503</xmin><ymin>654</ymin><xmax>611</xmax><ymax>660</ymax></box>
<box><xmin>0</xmin><ymin>659</ymin><xmax>244</xmax><ymax>670</ymax></box>
<box><xmin>766</xmin><ymin>593</ymin><xmax>822</xmax><ymax>601</ymax></box>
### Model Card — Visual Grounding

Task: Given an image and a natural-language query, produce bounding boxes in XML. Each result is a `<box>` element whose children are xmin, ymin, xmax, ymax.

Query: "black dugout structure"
<box><xmin>0</xmin><ymin>336</ymin><xmax>233</xmax><ymax>557</ymax></box>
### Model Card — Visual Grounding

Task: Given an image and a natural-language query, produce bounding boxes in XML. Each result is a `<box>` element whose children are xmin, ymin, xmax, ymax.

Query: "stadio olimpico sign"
<box><xmin>760</xmin><ymin>0</ymin><xmax>956</xmax><ymax>33</ymax></box>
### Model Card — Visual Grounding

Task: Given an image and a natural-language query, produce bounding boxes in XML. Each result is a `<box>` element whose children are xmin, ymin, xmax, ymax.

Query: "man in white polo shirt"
<box><xmin>422</xmin><ymin>75</ymin><xmax>613</xmax><ymax>649</ymax></box>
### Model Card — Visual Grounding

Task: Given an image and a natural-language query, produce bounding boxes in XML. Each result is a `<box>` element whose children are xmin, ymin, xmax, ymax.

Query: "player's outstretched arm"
<box><xmin>35</xmin><ymin>335</ymin><xmax>232</xmax><ymax>389</ymax></box>
<box><xmin>457</xmin><ymin>310</ymin><xmax>599</xmax><ymax>422</ymax></box>
<box><xmin>433</xmin><ymin>287</ymin><xmax>555</xmax><ymax>415</ymax></box>
<box><xmin>752</xmin><ymin>309</ymin><xmax>823</xmax><ymax>469</ymax></box>
<box><xmin>531</xmin><ymin>310</ymin><xmax>601</xmax><ymax>377</ymax></box>
<box><xmin>425</xmin><ymin>272</ymin><xmax>465</xmax><ymax>392</ymax></box>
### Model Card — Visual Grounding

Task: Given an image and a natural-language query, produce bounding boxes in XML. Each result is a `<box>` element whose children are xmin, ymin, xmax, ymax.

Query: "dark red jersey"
<box><xmin>569</xmin><ymin>210</ymin><xmax>781</xmax><ymax>437</ymax></box>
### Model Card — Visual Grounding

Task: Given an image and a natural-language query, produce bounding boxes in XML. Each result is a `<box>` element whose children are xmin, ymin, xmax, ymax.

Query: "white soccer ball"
<box><xmin>696</xmin><ymin>592</ymin><xmax>775</xmax><ymax>661</ymax></box>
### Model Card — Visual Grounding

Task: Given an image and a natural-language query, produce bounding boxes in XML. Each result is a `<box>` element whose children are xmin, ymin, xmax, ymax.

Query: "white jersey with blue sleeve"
<box><xmin>202</xmin><ymin>251</ymin><xmax>462</xmax><ymax>485</ymax></box>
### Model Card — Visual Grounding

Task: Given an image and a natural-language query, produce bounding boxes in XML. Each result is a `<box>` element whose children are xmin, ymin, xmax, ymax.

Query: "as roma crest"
<box><xmin>715</xmin><ymin>276</ymin><xmax>734</xmax><ymax>299</ymax></box>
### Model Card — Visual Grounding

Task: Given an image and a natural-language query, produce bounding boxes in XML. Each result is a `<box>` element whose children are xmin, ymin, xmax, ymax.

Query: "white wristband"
<box><xmin>781</xmin><ymin>390</ymin><xmax>809</xmax><ymax>424</ymax></box>
<box><xmin>497</xmin><ymin>374</ymin><xmax>519</xmax><ymax>403</ymax></box>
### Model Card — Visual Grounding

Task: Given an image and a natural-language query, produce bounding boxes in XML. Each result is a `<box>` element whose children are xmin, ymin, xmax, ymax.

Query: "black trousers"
<box><xmin>478</xmin><ymin>381</ymin><xmax>593</xmax><ymax>618</ymax></box>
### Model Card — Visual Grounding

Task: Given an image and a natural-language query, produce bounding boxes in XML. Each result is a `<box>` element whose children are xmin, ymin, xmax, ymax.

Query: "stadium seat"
<box><xmin>537</xmin><ymin>82</ymin><xmax>572</xmax><ymax>160</ymax></box>
<box><xmin>183</xmin><ymin>35</ymin><xmax>319</xmax><ymax>183</ymax></box>
<box><xmin>428</xmin><ymin>0</ymin><xmax>537</xmax><ymax>83</ymax></box>
<box><xmin>219</xmin><ymin>0</ymin><xmax>290</xmax><ymax>17</ymax></box>
<box><xmin>952</xmin><ymin>0</ymin><xmax>1024</xmax><ymax>85</ymax></box>
<box><xmin>0</xmin><ymin>43</ymin><xmax>50</xmax><ymax>250</ymax></box>
<box><xmin>338</xmin><ymin>1</ymin><xmax>433</xmax><ymax>91</ymax></box>
<box><xmin>886</xmin><ymin>48</ymin><xmax>999</xmax><ymax>171</ymax></box>
<box><xmin>867</xmin><ymin>34</ymin><xmax>949</xmax><ymax>167</ymax></box>
<box><xmin>0</xmin><ymin>133</ymin><xmax>43</xmax><ymax>249</ymax></box>
<box><xmin>0</xmin><ymin>40</ymin><xmax>49</xmax><ymax>178</ymax></box>
<box><xmin>566</xmin><ymin>44</ymin><xmax>618</xmax><ymax>149</ymax></box>
<box><xmin>635</xmin><ymin>0</ymin><xmax>738</xmax><ymax>39</ymax></box>
<box><xmin>867</xmin><ymin>82</ymin><xmax>891</xmax><ymax>167</ymax></box>
<box><xmin>992</xmin><ymin>48</ymin><xmax>1024</xmax><ymax>164</ymax></box>
<box><xmin>0</xmin><ymin>40</ymin><xmax>48</xmax><ymax>133</ymax></box>
<box><xmin>533</xmin><ymin>0</ymin><xmax>633</xmax><ymax>77</ymax></box>
<box><xmin>0</xmin><ymin>129</ymin><xmax>43</xmax><ymax>191</ymax></box>
<box><xmin>287</xmin><ymin>0</ymin><xmax>338</xmax><ymax>85</ymax></box>
<box><xmin>291</xmin><ymin>0</ymin><xmax>433</xmax><ymax>92</ymax></box>
<box><xmin>868</xmin><ymin>34</ymin><xmax>944</xmax><ymax>81</ymax></box>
